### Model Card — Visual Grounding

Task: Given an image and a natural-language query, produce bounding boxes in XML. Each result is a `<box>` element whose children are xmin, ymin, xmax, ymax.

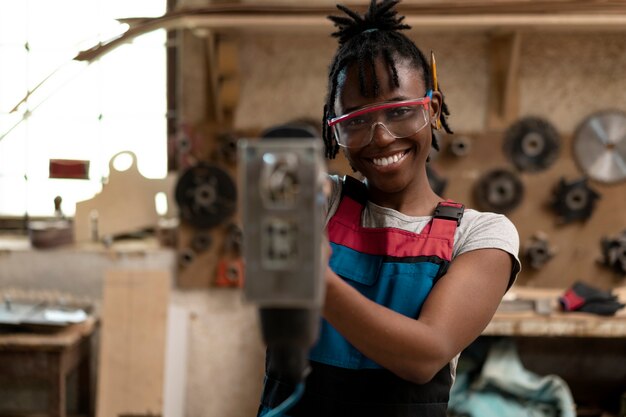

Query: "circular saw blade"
<box><xmin>573</xmin><ymin>110</ymin><xmax>626</xmax><ymax>183</ymax></box>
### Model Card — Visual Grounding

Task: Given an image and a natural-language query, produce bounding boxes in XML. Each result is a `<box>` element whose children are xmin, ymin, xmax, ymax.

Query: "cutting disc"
<box><xmin>573</xmin><ymin>110</ymin><xmax>626</xmax><ymax>183</ymax></box>
<box><xmin>503</xmin><ymin>117</ymin><xmax>561</xmax><ymax>172</ymax></box>
<box><xmin>551</xmin><ymin>177</ymin><xmax>600</xmax><ymax>223</ymax></box>
<box><xmin>175</xmin><ymin>163</ymin><xmax>237</xmax><ymax>229</ymax></box>
<box><xmin>473</xmin><ymin>169</ymin><xmax>524</xmax><ymax>214</ymax></box>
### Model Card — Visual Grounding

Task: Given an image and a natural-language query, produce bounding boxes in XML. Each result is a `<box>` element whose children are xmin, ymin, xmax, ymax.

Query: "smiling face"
<box><xmin>334</xmin><ymin>56</ymin><xmax>442</xmax><ymax>203</ymax></box>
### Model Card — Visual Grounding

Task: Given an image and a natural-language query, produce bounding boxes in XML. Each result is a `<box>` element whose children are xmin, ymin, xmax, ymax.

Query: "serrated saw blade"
<box><xmin>573</xmin><ymin>110</ymin><xmax>626</xmax><ymax>183</ymax></box>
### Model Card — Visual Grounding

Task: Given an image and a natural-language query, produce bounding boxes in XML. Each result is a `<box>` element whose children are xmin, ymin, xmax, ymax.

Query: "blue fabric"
<box><xmin>449</xmin><ymin>339</ymin><xmax>576</xmax><ymax>417</ymax></box>
<box><xmin>309</xmin><ymin>242</ymin><xmax>441</xmax><ymax>369</ymax></box>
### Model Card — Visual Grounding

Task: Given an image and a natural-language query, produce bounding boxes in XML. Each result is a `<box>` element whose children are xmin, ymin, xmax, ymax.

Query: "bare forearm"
<box><xmin>322</xmin><ymin>268</ymin><xmax>450</xmax><ymax>383</ymax></box>
<box><xmin>321</xmin><ymin>249</ymin><xmax>511</xmax><ymax>384</ymax></box>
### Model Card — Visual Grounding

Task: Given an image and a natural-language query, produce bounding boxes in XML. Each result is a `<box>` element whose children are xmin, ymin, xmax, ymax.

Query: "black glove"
<box><xmin>559</xmin><ymin>281</ymin><xmax>625</xmax><ymax>316</ymax></box>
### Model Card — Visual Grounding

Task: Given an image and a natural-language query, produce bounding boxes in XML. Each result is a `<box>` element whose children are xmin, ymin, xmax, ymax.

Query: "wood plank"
<box><xmin>0</xmin><ymin>317</ymin><xmax>96</xmax><ymax>350</ymax></box>
<box><xmin>96</xmin><ymin>270</ymin><xmax>170</xmax><ymax>417</ymax></box>
<box><xmin>487</xmin><ymin>32</ymin><xmax>521</xmax><ymax>131</ymax></box>
<box><xmin>73</xmin><ymin>7</ymin><xmax>626</xmax><ymax>64</ymax></box>
<box><xmin>73</xmin><ymin>152</ymin><xmax>176</xmax><ymax>243</ymax></box>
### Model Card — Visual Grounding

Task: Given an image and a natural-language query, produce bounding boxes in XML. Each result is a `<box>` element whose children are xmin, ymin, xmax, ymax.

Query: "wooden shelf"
<box><xmin>484</xmin><ymin>286</ymin><xmax>626</xmax><ymax>338</ymax></box>
<box><xmin>75</xmin><ymin>2</ymin><xmax>626</xmax><ymax>62</ymax></box>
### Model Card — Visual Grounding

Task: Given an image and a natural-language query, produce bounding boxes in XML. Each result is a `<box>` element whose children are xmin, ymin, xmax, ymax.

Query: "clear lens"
<box><xmin>334</xmin><ymin>104</ymin><xmax>429</xmax><ymax>148</ymax></box>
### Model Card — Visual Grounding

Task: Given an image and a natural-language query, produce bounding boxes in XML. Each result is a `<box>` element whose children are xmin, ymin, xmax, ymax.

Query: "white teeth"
<box><xmin>372</xmin><ymin>151</ymin><xmax>405</xmax><ymax>167</ymax></box>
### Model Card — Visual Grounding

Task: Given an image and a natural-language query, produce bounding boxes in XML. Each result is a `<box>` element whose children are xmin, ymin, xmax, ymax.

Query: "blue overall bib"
<box><xmin>260</xmin><ymin>176</ymin><xmax>464</xmax><ymax>417</ymax></box>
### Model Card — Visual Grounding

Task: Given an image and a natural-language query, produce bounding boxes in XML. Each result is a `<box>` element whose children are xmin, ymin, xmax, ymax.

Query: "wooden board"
<box><xmin>0</xmin><ymin>316</ymin><xmax>96</xmax><ymax>350</ymax></box>
<box><xmin>433</xmin><ymin>131</ymin><xmax>626</xmax><ymax>290</ymax></box>
<box><xmin>74</xmin><ymin>151</ymin><xmax>177</xmax><ymax>243</ymax></box>
<box><xmin>96</xmin><ymin>269</ymin><xmax>170</xmax><ymax>417</ymax></box>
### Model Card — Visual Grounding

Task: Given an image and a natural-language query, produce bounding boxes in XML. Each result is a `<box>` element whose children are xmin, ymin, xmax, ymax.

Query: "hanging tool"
<box><xmin>551</xmin><ymin>177</ymin><xmax>601</xmax><ymax>223</ymax></box>
<box><xmin>599</xmin><ymin>229</ymin><xmax>626</xmax><ymax>277</ymax></box>
<box><xmin>473</xmin><ymin>168</ymin><xmax>524</xmax><ymax>213</ymax></box>
<box><xmin>523</xmin><ymin>232</ymin><xmax>557</xmax><ymax>270</ymax></box>
<box><xmin>573</xmin><ymin>110</ymin><xmax>626</xmax><ymax>183</ymax></box>
<box><xmin>174</xmin><ymin>162</ymin><xmax>237</xmax><ymax>229</ymax></box>
<box><xmin>503</xmin><ymin>116</ymin><xmax>561</xmax><ymax>172</ymax></box>
<box><xmin>448</xmin><ymin>135</ymin><xmax>472</xmax><ymax>157</ymax></box>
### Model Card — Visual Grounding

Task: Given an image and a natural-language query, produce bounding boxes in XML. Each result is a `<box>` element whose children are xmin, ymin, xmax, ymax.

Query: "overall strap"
<box><xmin>429</xmin><ymin>200</ymin><xmax>464</xmax><ymax>240</ymax></box>
<box><xmin>330</xmin><ymin>175</ymin><xmax>367</xmax><ymax>225</ymax></box>
<box><xmin>341</xmin><ymin>175</ymin><xmax>368</xmax><ymax>205</ymax></box>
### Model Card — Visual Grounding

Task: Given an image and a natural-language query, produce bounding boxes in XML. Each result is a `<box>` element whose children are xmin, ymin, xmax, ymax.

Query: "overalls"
<box><xmin>260</xmin><ymin>176</ymin><xmax>464</xmax><ymax>417</ymax></box>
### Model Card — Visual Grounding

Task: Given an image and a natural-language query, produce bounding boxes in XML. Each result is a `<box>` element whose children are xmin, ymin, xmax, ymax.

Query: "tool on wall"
<box><xmin>178</xmin><ymin>248</ymin><xmax>196</xmax><ymax>268</ymax></box>
<box><xmin>599</xmin><ymin>229</ymin><xmax>626</xmax><ymax>277</ymax></box>
<box><xmin>174</xmin><ymin>162</ymin><xmax>237</xmax><ymax>229</ymax></box>
<box><xmin>190</xmin><ymin>231</ymin><xmax>213</xmax><ymax>253</ymax></box>
<box><xmin>212</xmin><ymin>131</ymin><xmax>239</xmax><ymax>166</ymax></box>
<box><xmin>215</xmin><ymin>223</ymin><xmax>245</xmax><ymax>288</ymax></box>
<box><xmin>473</xmin><ymin>168</ymin><xmax>524</xmax><ymax>213</ymax></box>
<box><xmin>502</xmin><ymin>116</ymin><xmax>561</xmax><ymax>172</ymax></box>
<box><xmin>448</xmin><ymin>135</ymin><xmax>472</xmax><ymax>157</ymax></box>
<box><xmin>550</xmin><ymin>177</ymin><xmax>601</xmax><ymax>224</ymax></box>
<box><xmin>573</xmin><ymin>110</ymin><xmax>626</xmax><ymax>184</ymax></box>
<box><xmin>523</xmin><ymin>232</ymin><xmax>557</xmax><ymax>270</ymax></box>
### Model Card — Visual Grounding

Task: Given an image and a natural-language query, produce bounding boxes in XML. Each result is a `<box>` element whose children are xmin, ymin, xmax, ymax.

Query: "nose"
<box><xmin>369</xmin><ymin>122</ymin><xmax>396</xmax><ymax>147</ymax></box>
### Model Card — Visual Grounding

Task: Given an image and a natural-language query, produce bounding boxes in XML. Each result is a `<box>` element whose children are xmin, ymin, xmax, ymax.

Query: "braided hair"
<box><xmin>322</xmin><ymin>0</ymin><xmax>453</xmax><ymax>159</ymax></box>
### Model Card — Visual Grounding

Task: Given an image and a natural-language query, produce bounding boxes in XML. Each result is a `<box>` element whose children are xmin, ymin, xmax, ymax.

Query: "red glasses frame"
<box><xmin>327</xmin><ymin>90</ymin><xmax>433</xmax><ymax>128</ymax></box>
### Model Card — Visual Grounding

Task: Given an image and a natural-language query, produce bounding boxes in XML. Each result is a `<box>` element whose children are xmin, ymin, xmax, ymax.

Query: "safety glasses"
<box><xmin>328</xmin><ymin>91</ymin><xmax>432</xmax><ymax>149</ymax></box>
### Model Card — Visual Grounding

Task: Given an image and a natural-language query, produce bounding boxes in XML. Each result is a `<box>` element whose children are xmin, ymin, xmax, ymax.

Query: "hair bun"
<box><xmin>328</xmin><ymin>0</ymin><xmax>410</xmax><ymax>45</ymax></box>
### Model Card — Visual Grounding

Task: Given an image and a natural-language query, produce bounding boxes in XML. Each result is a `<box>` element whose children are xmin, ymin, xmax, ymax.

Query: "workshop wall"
<box><xmin>231</xmin><ymin>31</ymin><xmax>626</xmax><ymax>288</ymax></box>
<box><xmin>6</xmin><ymin>13</ymin><xmax>624</xmax><ymax>417</ymax></box>
<box><xmin>171</xmin><ymin>28</ymin><xmax>626</xmax><ymax>417</ymax></box>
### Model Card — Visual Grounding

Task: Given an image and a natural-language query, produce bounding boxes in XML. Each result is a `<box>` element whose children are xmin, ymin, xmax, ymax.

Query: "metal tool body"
<box><xmin>239</xmin><ymin>138</ymin><xmax>326</xmax><ymax>384</ymax></box>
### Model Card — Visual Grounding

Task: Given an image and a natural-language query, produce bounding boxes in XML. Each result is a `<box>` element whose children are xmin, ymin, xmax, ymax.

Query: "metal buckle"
<box><xmin>434</xmin><ymin>204</ymin><xmax>464</xmax><ymax>225</ymax></box>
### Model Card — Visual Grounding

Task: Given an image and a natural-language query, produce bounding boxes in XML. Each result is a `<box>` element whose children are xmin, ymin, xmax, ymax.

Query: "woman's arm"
<box><xmin>322</xmin><ymin>247</ymin><xmax>512</xmax><ymax>384</ymax></box>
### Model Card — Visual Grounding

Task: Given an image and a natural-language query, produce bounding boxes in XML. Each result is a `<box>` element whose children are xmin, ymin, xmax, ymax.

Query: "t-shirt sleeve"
<box><xmin>453</xmin><ymin>212</ymin><xmax>521</xmax><ymax>290</ymax></box>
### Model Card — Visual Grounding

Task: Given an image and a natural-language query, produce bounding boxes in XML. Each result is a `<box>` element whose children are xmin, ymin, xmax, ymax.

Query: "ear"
<box><xmin>430</xmin><ymin>90</ymin><xmax>443</xmax><ymax>128</ymax></box>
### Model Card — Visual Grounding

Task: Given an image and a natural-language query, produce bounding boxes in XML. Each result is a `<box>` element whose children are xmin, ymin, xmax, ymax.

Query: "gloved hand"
<box><xmin>559</xmin><ymin>281</ymin><xmax>625</xmax><ymax>316</ymax></box>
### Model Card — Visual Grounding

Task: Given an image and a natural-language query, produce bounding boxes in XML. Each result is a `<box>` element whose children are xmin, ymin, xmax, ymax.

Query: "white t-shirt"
<box><xmin>325</xmin><ymin>175</ymin><xmax>522</xmax><ymax>290</ymax></box>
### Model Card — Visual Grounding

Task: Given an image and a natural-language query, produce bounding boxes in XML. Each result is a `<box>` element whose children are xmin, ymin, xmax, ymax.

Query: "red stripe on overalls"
<box><xmin>327</xmin><ymin>197</ymin><xmax>461</xmax><ymax>262</ymax></box>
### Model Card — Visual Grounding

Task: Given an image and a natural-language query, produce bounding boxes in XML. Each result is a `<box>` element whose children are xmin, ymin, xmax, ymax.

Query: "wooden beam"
<box><xmin>204</xmin><ymin>32</ymin><xmax>222</xmax><ymax>124</ymax></box>
<box><xmin>216</xmin><ymin>36</ymin><xmax>240</xmax><ymax>128</ymax></box>
<box><xmin>487</xmin><ymin>31</ymin><xmax>522</xmax><ymax>131</ymax></box>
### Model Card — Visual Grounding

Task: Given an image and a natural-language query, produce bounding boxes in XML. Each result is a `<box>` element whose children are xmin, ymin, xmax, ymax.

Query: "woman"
<box><xmin>259</xmin><ymin>1</ymin><xmax>520</xmax><ymax>416</ymax></box>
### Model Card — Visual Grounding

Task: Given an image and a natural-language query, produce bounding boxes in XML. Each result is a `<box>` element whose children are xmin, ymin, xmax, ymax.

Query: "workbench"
<box><xmin>480</xmin><ymin>285</ymin><xmax>626</xmax><ymax>415</ymax></box>
<box><xmin>0</xmin><ymin>317</ymin><xmax>97</xmax><ymax>417</ymax></box>
<box><xmin>485</xmin><ymin>285</ymin><xmax>626</xmax><ymax>338</ymax></box>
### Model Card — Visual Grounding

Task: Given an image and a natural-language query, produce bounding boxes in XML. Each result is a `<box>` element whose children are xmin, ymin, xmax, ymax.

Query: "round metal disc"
<box><xmin>473</xmin><ymin>169</ymin><xmax>524</xmax><ymax>214</ymax></box>
<box><xmin>175</xmin><ymin>163</ymin><xmax>237</xmax><ymax>229</ymax></box>
<box><xmin>503</xmin><ymin>117</ymin><xmax>561</xmax><ymax>172</ymax></box>
<box><xmin>573</xmin><ymin>110</ymin><xmax>626</xmax><ymax>183</ymax></box>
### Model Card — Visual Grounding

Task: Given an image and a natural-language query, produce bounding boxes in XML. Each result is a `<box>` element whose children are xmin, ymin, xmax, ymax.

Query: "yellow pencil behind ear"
<box><xmin>430</xmin><ymin>50</ymin><xmax>442</xmax><ymax>130</ymax></box>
